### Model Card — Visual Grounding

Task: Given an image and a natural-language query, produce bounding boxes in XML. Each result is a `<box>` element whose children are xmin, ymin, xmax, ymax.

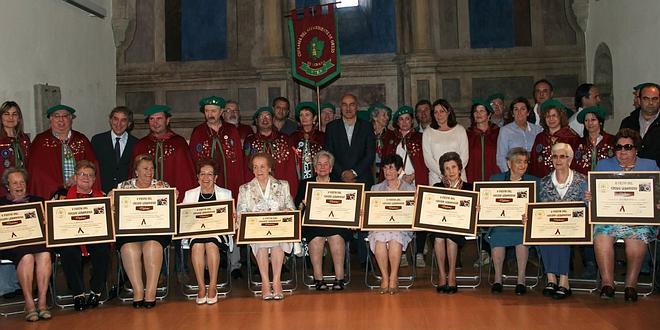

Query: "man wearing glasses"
<box><xmin>27</xmin><ymin>104</ymin><xmax>100</xmax><ymax>199</ymax></box>
<box><xmin>222</xmin><ymin>100</ymin><xmax>254</xmax><ymax>144</ymax></box>
<box><xmin>620</xmin><ymin>83</ymin><xmax>660</xmax><ymax>166</ymax></box>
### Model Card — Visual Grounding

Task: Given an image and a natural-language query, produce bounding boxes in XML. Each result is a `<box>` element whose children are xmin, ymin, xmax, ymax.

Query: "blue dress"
<box><xmin>486</xmin><ymin>172</ymin><xmax>539</xmax><ymax>247</ymax></box>
<box><xmin>592</xmin><ymin>157</ymin><xmax>659</xmax><ymax>243</ymax></box>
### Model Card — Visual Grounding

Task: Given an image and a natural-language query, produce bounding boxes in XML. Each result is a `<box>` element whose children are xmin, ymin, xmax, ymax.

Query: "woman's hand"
<box><xmin>401</xmin><ymin>173</ymin><xmax>415</xmax><ymax>184</ymax></box>
<box><xmin>584</xmin><ymin>190</ymin><xmax>592</xmax><ymax>203</ymax></box>
<box><xmin>521</xmin><ymin>213</ymin><xmax>528</xmax><ymax>225</ymax></box>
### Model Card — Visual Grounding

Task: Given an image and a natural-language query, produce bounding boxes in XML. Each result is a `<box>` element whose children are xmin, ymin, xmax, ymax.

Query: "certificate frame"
<box><xmin>473</xmin><ymin>181</ymin><xmax>536</xmax><ymax>227</ymax></box>
<box><xmin>113</xmin><ymin>188</ymin><xmax>176</xmax><ymax>236</ymax></box>
<box><xmin>412</xmin><ymin>185</ymin><xmax>479</xmax><ymax>237</ymax></box>
<box><xmin>0</xmin><ymin>202</ymin><xmax>46</xmax><ymax>250</ymax></box>
<box><xmin>362</xmin><ymin>191</ymin><xmax>415</xmax><ymax>231</ymax></box>
<box><xmin>588</xmin><ymin>171</ymin><xmax>660</xmax><ymax>225</ymax></box>
<box><xmin>45</xmin><ymin>197</ymin><xmax>115</xmax><ymax>248</ymax></box>
<box><xmin>236</xmin><ymin>211</ymin><xmax>300</xmax><ymax>244</ymax></box>
<box><xmin>173</xmin><ymin>200</ymin><xmax>235</xmax><ymax>240</ymax></box>
<box><xmin>302</xmin><ymin>182</ymin><xmax>364</xmax><ymax>229</ymax></box>
<box><xmin>524</xmin><ymin>201</ymin><xmax>592</xmax><ymax>245</ymax></box>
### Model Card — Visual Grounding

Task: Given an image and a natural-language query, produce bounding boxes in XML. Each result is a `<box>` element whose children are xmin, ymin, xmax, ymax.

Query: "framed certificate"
<box><xmin>588</xmin><ymin>171</ymin><xmax>660</xmax><ymax>225</ymax></box>
<box><xmin>113</xmin><ymin>188</ymin><xmax>176</xmax><ymax>236</ymax></box>
<box><xmin>236</xmin><ymin>211</ymin><xmax>300</xmax><ymax>244</ymax></box>
<box><xmin>524</xmin><ymin>201</ymin><xmax>591</xmax><ymax>245</ymax></box>
<box><xmin>303</xmin><ymin>182</ymin><xmax>364</xmax><ymax>229</ymax></box>
<box><xmin>45</xmin><ymin>197</ymin><xmax>115</xmax><ymax>248</ymax></box>
<box><xmin>0</xmin><ymin>202</ymin><xmax>46</xmax><ymax>250</ymax></box>
<box><xmin>412</xmin><ymin>185</ymin><xmax>479</xmax><ymax>237</ymax></box>
<box><xmin>362</xmin><ymin>191</ymin><xmax>415</xmax><ymax>230</ymax></box>
<box><xmin>473</xmin><ymin>181</ymin><xmax>536</xmax><ymax>227</ymax></box>
<box><xmin>174</xmin><ymin>200</ymin><xmax>235</xmax><ymax>240</ymax></box>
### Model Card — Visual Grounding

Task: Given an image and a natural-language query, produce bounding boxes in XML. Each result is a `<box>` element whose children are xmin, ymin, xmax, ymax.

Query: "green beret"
<box><xmin>368</xmin><ymin>103</ymin><xmax>392</xmax><ymax>122</ymax></box>
<box><xmin>319</xmin><ymin>102</ymin><xmax>336</xmax><ymax>114</ymax></box>
<box><xmin>577</xmin><ymin>106</ymin><xmax>605</xmax><ymax>124</ymax></box>
<box><xmin>144</xmin><ymin>104</ymin><xmax>172</xmax><ymax>118</ymax></box>
<box><xmin>46</xmin><ymin>104</ymin><xmax>76</xmax><ymax>118</ymax></box>
<box><xmin>199</xmin><ymin>96</ymin><xmax>226</xmax><ymax>112</ymax></box>
<box><xmin>392</xmin><ymin>105</ymin><xmax>414</xmax><ymax>123</ymax></box>
<box><xmin>540</xmin><ymin>99</ymin><xmax>567</xmax><ymax>113</ymax></box>
<box><xmin>295</xmin><ymin>102</ymin><xmax>318</xmax><ymax>121</ymax></box>
<box><xmin>486</xmin><ymin>93</ymin><xmax>506</xmax><ymax>104</ymax></box>
<box><xmin>252</xmin><ymin>106</ymin><xmax>274</xmax><ymax>121</ymax></box>
<box><xmin>356</xmin><ymin>110</ymin><xmax>370</xmax><ymax>122</ymax></box>
<box><xmin>472</xmin><ymin>98</ymin><xmax>493</xmax><ymax>113</ymax></box>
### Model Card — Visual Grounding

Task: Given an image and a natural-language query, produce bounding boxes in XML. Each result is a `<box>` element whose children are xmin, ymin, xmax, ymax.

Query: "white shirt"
<box><xmin>111</xmin><ymin>131</ymin><xmax>129</xmax><ymax>157</ymax></box>
<box><xmin>568</xmin><ymin>107</ymin><xmax>584</xmax><ymax>137</ymax></box>
<box><xmin>422</xmin><ymin>125</ymin><xmax>469</xmax><ymax>185</ymax></box>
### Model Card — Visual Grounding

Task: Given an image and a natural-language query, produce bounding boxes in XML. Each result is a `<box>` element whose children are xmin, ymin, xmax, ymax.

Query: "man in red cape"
<box><xmin>189</xmin><ymin>96</ymin><xmax>245</xmax><ymax>199</ymax></box>
<box><xmin>28</xmin><ymin>104</ymin><xmax>100</xmax><ymax>199</ymax></box>
<box><xmin>243</xmin><ymin>107</ymin><xmax>298</xmax><ymax>198</ymax></box>
<box><xmin>131</xmin><ymin>105</ymin><xmax>196</xmax><ymax>203</ymax></box>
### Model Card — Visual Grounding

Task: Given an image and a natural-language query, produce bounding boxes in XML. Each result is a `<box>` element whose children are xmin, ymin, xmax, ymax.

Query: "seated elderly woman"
<box><xmin>237</xmin><ymin>153</ymin><xmax>295</xmax><ymax>300</ymax></box>
<box><xmin>182</xmin><ymin>159</ymin><xmax>233</xmax><ymax>305</ymax></box>
<box><xmin>487</xmin><ymin>148</ymin><xmax>539</xmax><ymax>295</ymax></box>
<box><xmin>527</xmin><ymin>143</ymin><xmax>587</xmax><ymax>300</ymax></box>
<box><xmin>113</xmin><ymin>154</ymin><xmax>172</xmax><ymax>309</ymax></box>
<box><xmin>294</xmin><ymin>151</ymin><xmax>350</xmax><ymax>291</ymax></box>
<box><xmin>0</xmin><ymin>168</ymin><xmax>51</xmax><ymax>321</ymax></box>
<box><xmin>431</xmin><ymin>151</ymin><xmax>472</xmax><ymax>294</ymax></box>
<box><xmin>588</xmin><ymin>128</ymin><xmax>660</xmax><ymax>302</ymax></box>
<box><xmin>59</xmin><ymin>160</ymin><xmax>110</xmax><ymax>311</ymax></box>
<box><xmin>368</xmin><ymin>154</ymin><xmax>414</xmax><ymax>294</ymax></box>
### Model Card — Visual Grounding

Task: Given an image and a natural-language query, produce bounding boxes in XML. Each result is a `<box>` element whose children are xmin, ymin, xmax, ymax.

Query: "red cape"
<box><xmin>189</xmin><ymin>123</ymin><xmax>246</xmax><ymax>199</ymax></box>
<box><xmin>290</xmin><ymin>128</ymin><xmax>325</xmax><ymax>180</ymax></box>
<box><xmin>27</xmin><ymin>129</ymin><xmax>100</xmax><ymax>199</ymax></box>
<box><xmin>529</xmin><ymin>127</ymin><xmax>580</xmax><ymax>178</ymax></box>
<box><xmin>574</xmin><ymin>133</ymin><xmax>616</xmax><ymax>175</ymax></box>
<box><xmin>381</xmin><ymin>130</ymin><xmax>429</xmax><ymax>185</ymax></box>
<box><xmin>243</xmin><ymin>130</ymin><xmax>299</xmax><ymax>198</ymax></box>
<box><xmin>131</xmin><ymin>131</ymin><xmax>196</xmax><ymax>203</ymax></box>
<box><xmin>465</xmin><ymin>124</ymin><xmax>500</xmax><ymax>182</ymax></box>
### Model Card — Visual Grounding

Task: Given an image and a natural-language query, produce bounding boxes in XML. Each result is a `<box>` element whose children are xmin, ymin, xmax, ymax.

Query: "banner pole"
<box><xmin>316</xmin><ymin>86</ymin><xmax>321</xmax><ymax>128</ymax></box>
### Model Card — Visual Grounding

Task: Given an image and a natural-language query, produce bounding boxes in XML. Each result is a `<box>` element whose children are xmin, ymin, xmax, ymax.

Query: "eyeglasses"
<box><xmin>52</xmin><ymin>114</ymin><xmax>71</xmax><ymax>120</ymax></box>
<box><xmin>76</xmin><ymin>172</ymin><xmax>95</xmax><ymax>178</ymax></box>
<box><xmin>614</xmin><ymin>144</ymin><xmax>635</xmax><ymax>151</ymax></box>
<box><xmin>551</xmin><ymin>154</ymin><xmax>570</xmax><ymax>160</ymax></box>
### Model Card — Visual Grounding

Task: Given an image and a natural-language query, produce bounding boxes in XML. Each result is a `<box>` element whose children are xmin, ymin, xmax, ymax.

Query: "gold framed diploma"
<box><xmin>113</xmin><ymin>188</ymin><xmax>176</xmax><ymax>236</ymax></box>
<box><xmin>173</xmin><ymin>200</ymin><xmax>234</xmax><ymax>240</ymax></box>
<box><xmin>45</xmin><ymin>197</ymin><xmax>115</xmax><ymax>248</ymax></box>
<box><xmin>236</xmin><ymin>211</ymin><xmax>300</xmax><ymax>244</ymax></box>
<box><xmin>0</xmin><ymin>202</ymin><xmax>46</xmax><ymax>250</ymax></box>
<box><xmin>303</xmin><ymin>182</ymin><xmax>364</xmax><ymax>229</ymax></box>
<box><xmin>362</xmin><ymin>192</ymin><xmax>415</xmax><ymax>230</ymax></box>
<box><xmin>588</xmin><ymin>171</ymin><xmax>660</xmax><ymax>225</ymax></box>
<box><xmin>473</xmin><ymin>181</ymin><xmax>536</xmax><ymax>227</ymax></box>
<box><xmin>412</xmin><ymin>185</ymin><xmax>479</xmax><ymax>236</ymax></box>
<box><xmin>524</xmin><ymin>201</ymin><xmax>591</xmax><ymax>245</ymax></box>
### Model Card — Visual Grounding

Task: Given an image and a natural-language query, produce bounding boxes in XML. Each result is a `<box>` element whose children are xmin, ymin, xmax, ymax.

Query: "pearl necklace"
<box><xmin>552</xmin><ymin>170</ymin><xmax>573</xmax><ymax>190</ymax></box>
<box><xmin>200</xmin><ymin>192</ymin><xmax>215</xmax><ymax>200</ymax></box>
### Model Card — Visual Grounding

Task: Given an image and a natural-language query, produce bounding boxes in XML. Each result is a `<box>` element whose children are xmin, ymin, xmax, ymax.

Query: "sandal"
<box><xmin>332</xmin><ymin>279</ymin><xmax>345</xmax><ymax>291</ymax></box>
<box><xmin>38</xmin><ymin>309</ymin><xmax>52</xmax><ymax>320</ymax></box>
<box><xmin>25</xmin><ymin>310</ymin><xmax>39</xmax><ymax>322</ymax></box>
<box><xmin>314</xmin><ymin>280</ymin><xmax>328</xmax><ymax>291</ymax></box>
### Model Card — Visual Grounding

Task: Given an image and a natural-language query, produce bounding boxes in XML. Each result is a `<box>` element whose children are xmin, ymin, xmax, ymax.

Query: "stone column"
<box><xmin>263</xmin><ymin>1</ymin><xmax>284</xmax><ymax>58</ymax></box>
<box><xmin>411</xmin><ymin>0</ymin><xmax>432</xmax><ymax>53</ymax></box>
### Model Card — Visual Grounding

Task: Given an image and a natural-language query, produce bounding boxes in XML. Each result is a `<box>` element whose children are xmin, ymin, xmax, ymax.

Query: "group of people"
<box><xmin>0</xmin><ymin>78</ymin><xmax>658</xmax><ymax>322</ymax></box>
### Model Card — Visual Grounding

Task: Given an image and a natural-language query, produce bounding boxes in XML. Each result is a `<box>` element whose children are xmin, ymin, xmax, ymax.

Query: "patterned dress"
<box><xmin>574</xmin><ymin>133</ymin><xmax>616</xmax><ymax>175</ymax></box>
<box><xmin>290</xmin><ymin>128</ymin><xmax>325</xmax><ymax>181</ymax></box>
<box><xmin>367</xmin><ymin>180</ymin><xmax>415</xmax><ymax>252</ymax></box>
<box><xmin>243</xmin><ymin>131</ymin><xmax>299</xmax><ymax>198</ymax></box>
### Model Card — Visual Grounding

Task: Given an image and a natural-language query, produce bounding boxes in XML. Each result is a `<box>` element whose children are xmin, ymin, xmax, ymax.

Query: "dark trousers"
<box><xmin>58</xmin><ymin>243</ymin><xmax>110</xmax><ymax>295</ymax></box>
<box><xmin>415</xmin><ymin>231</ymin><xmax>427</xmax><ymax>254</ymax></box>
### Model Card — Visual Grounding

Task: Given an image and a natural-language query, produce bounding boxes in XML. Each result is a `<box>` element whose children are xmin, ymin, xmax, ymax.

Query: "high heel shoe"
<box><xmin>143</xmin><ymin>300</ymin><xmax>157</xmax><ymax>309</ymax></box>
<box><xmin>379</xmin><ymin>286</ymin><xmax>389</xmax><ymax>294</ymax></box>
<box><xmin>436</xmin><ymin>284</ymin><xmax>448</xmax><ymax>294</ymax></box>
<box><xmin>446</xmin><ymin>286</ymin><xmax>458</xmax><ymax>294</ymax></box>
<box><xmin>132</xmin><ymin>300</ymin><xmax>144</xmax><ymax>308</ymax></box>
<box><xmin>624</xmin><ymin>287</ymin><xmax>637</xmax><ymax>302</ymax></box>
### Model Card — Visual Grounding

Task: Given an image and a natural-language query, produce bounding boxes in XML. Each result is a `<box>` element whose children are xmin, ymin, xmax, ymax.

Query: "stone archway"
<box><xmin>593</xmin><ymin>42</ymin><xmax>613</xmax><ymax>117</ymax></box>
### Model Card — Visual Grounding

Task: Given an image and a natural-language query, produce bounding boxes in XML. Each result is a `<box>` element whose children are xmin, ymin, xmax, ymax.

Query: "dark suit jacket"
<box><xmin>324</xmin><ymin>118</ymin><xmax>376</xmax><ymax>188</ymax></box>
<box><xmin>91</xmin><ymin>131</ymin><xmax>138</xmax><ymax>193</ymax></box>
<box><xmin>620</xmin><ymin>108</ymin><xmax>660</xmax><ymax>166</ymax></box>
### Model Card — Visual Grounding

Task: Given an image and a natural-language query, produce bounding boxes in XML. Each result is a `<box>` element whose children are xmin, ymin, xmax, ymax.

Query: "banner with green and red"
<box><xmin>288</xmin><ymin>4</ymin><xmax>341</xmax><ymax>87</ymax></box>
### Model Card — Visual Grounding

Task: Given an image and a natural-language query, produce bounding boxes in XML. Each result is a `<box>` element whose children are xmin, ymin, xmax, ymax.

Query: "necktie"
<box><xmin>115</xmin><ymin>137</ymin><xmax>121</xmax><ymax>162</ymax></box>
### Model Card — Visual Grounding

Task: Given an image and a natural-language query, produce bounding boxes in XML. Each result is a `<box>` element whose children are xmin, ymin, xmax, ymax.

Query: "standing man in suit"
<box><xmin>91</xmin><ymin>106</ymin><xmax>138</xmax><ymax>194</ymax></box>
<box><xmin>325</xmin><ymin>93</ymin><xmax>376</xmax><ymax>265</ymax></box>
<box><xmin>325</xmin><ymin>93</ymin><xmax>376</xmax><ymax>188</ymax></box>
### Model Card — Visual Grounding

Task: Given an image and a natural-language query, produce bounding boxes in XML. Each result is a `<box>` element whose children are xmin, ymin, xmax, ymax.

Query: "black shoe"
<box><xmin>624</xmin><ymin>287</ymin><xmax>638</xmax><ymax>302</ymax></box>
<box><xmin>132</xmin><ymin>300</ymin><xmax>144</xmax><ymax>308</ymax></box>
<box><xmin>314</xmin><ymin>280</ymin><xmax>328</xmax><ymax>291</ymax></box>
<box><xmin>87</xmin><ymin>292</ymin><xmax>100</xmax><ymax>309</ymax></box>
<box><xmin>600</xmin><ymin>285</ymin><xmax>615</xmax><ymax>299</ymax></box>
<box><xmin>515</xmin><ymin>284</ymin><xmax>527</xmax><ymax>295</ymax></box>
<box><xmin>332</xmin><ymin>279</ymin><xmax>345</xmax><ymax>291</ymax></box>
<box><xmin>231</xmin><ymin>269</ymin><xmax>243</xmax><ymax>279</ymax></box>
<box><xmin>446</xmin><ymin>286</ymin><xmax>458</xmax><ymax>294</ymax></box>
<box><xmin>1</xmin><ymin>288</ymin><xmax>22</xmax><ymax>299</ymax></box>
<box><xmin>73</xmin><ymin>295</ymin><xmax>87</xmax><ymax>311</ymax></box>
<box><xmin>436</xmin><ymin>284</ymin><xmax>448</xmax><ymax>294</ymax></box>
<box><xmin>542</xmin><ymin>283</ymin><xmax>558</xmax><ymax>297</ymax></box>
<box><xmin>143</xmin><ymin>300</ymin><xmax>157</xmax><ymax>309</ymax></box>
<box><xmin>552</xmin><ymin>286</ymin><xmax>571</xmax><ymax>300</ymax></box>
<box><xmin>491</xmin><ymin>283</ymin><xmax>503</xmax><ymax>294</ymax></box>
